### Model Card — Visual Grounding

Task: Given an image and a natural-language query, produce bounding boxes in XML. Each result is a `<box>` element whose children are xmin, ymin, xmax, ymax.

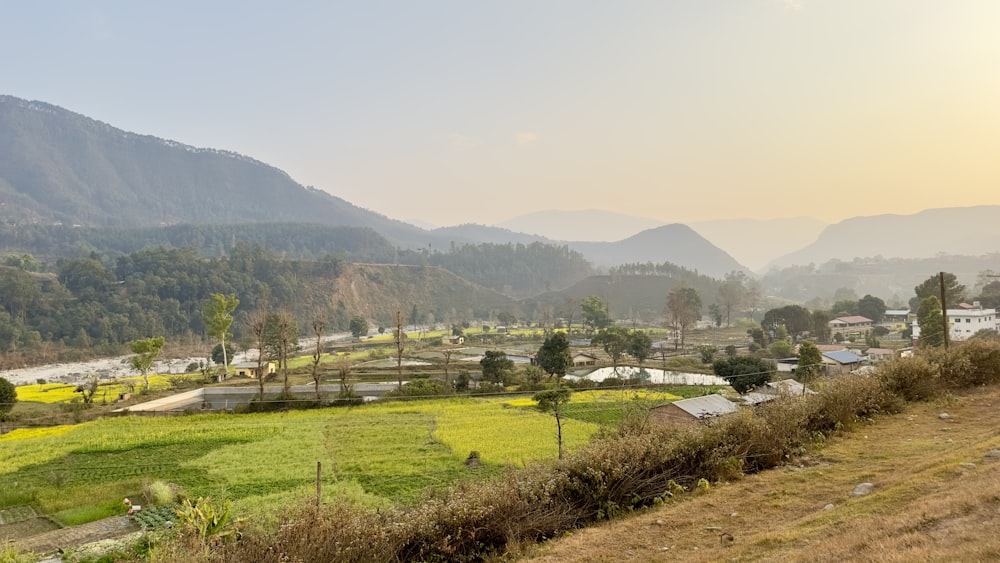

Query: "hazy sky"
<box><xmin>3</xmin><ymin>1</ymin><xmax>1000</xmax><ymax>227</ymax></box>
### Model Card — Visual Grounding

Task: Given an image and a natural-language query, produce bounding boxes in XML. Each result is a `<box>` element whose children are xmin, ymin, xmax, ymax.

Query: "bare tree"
<box><xmin>246</xmin><ymin>302</ymin><xmax>270</xmax><ymax>401</ymax></box>
<box><xmin>442</xmin><ymin>349</ymin><xmax>454</xmax><ymax>387</ymax></box>
<box><xmin>311</xmin><ymin>317</ymin><xmax>326</xmax><ymax>401</ymax></box>
<box><xmin>393</xmin><ymin>309</ymin><xmax>406</xmax><ymax>390</ymax></box>
<box><xmin>269</xmin><ymin>309</ymin><xmax>298</xmax><ymax>397</ymax></box>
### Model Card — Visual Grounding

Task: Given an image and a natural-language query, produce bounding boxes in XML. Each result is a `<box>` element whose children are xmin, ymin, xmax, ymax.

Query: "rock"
<box><xmin>960</xmin><ymin>462</ymin><xmax>977</xmax><ymax>469</ymax></box>
<box><xmin>654</xmin><ymin>519</ymin><xmax>665</xmax><ymax>526</ymax></box>
<box><xmin>661</xmin><ymin>547</ymin><xmax>670</xmax><ymax>551</ymax></box>
<box><xmin>939</xmin><ymin>413</ymin><xmax>951</xmax><ymax>420</ymax></box>
<box><xmin>852</xmin><ymin>483</ymin><xmax>875</xmax><ymax>497</ymax></box>
<box><xmin>946</xmin><ymin>438</ymin><xmax>954</xmax><ymax>443</ymax></box>
<box><xmin>731</xmin><ymin>512</ymin><xmax>738</xmax><ymax>518</ymax></box>
<box><xmin>985</xmin><ymin>449</ymin><xmax>1000</xmax><ymax>460</ymax></box>
<box><xmin>822</xmin><ymin>503</ymin><xmax>835</xmax><ymax>511</ymax></box>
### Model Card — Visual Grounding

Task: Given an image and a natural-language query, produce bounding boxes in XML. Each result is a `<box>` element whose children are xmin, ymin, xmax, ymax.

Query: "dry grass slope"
<box><xmin>523</xmin><ymin>384</ymin><xmax>1000</xmax><ymax>562</ymax></box>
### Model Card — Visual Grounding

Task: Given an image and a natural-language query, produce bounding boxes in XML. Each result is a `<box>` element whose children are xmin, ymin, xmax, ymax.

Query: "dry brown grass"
<box><xmin>521</xmin><ymin>384</ymin><xmax>1000</xmax><ymax>562</ymax></box>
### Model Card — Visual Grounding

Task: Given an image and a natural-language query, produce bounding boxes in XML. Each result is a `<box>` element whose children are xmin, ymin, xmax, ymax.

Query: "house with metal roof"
<box><xmin>822</xmin><ymin>350</ymin><xmax>864</xmax><ymax>375</ymax></box>
<box><xmin>649</xmin><ymin>394</ymin><xmax>737</xmax><ymax>425</ymax></box>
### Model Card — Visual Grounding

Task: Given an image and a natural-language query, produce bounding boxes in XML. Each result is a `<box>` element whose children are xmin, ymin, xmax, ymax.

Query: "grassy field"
<box><xmin>13</xmin><ymin>375</ymin><xmax>199</xmax><ymax>405</ymax></box>
<box><xmin>0</xmin><ymin>389</ymin><xmax>676</xmax><ymax>526</ymax></box>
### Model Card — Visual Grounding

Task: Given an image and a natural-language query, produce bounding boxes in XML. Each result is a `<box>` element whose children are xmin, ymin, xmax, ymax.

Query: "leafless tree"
<box><xmin>311</xmin><ymin>317</ymin><xmax>327</xmax><ymax>400</ymax></box>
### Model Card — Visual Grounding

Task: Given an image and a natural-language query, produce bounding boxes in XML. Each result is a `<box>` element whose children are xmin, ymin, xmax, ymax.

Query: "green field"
<box><xmin>0</xmin><ymin>389</ymin><xmax>672</xmax><ymax>524</ymax></box>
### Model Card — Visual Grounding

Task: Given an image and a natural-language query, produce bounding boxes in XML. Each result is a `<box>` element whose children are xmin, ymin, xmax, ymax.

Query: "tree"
<box><xmin>797</xmin><ymin>341</ymin><xmax>823</xmax><ymax>381</ymax></box>
<box><xmin>266</xmin><ymin>310</ymin><xmax>298</xmax><ymax>396</ymax></box>
<box><xmin>762</xmin><ymin>305</ymin><xmax>812</xmax><ymax>338</ymax></box>
<box><xmin>0</xmin><ymin>376</ymin><xmax>16</xmax><ymax>418</ymax></box>
<box><xmin>580</xmin><ymin>295</ymin><xmax>611</xmax><ymax>334</ymax></box>
<box><xmin>830</xmin><ymin>300</ymin><xmax>860</xmax><ymax>317</ymax></box>
<box><xmin>593</xmin><ymin>326</ymin><xmax>630</xmax><ymax>375</ymax></box>
<box><xmin>858</xmin><ymin>294</ymin><xmax>887</xmax><ymax>323</ymax></box>
<box><xmin>912</xmin><ymin>272</ymin><xmax>965</xmax><ymax>311</ymax></box>
<box><xmin>393</xmin><ymin>309</ymin><xmax>406</xmax><ymax>390</ymax></box>
<box><xmin>716</xmin><ymin>271</ymin><xmax>747</xmax><ymax>327</ymax></box>
<box><xmin>768</xmin><ymin>340</ymin><xmax>794</xmax><ymax>359</ymax></box>
<box><xmin>480</xmin><ymin>350</ymin><xmax>515</xmax><ymax>385</ymax></box>
<box><xmin>349</xmin><ymin>316</ymin><xmax>369</xmax><ymax>339</ymax></box>
<box><xmin>665</xmin><ymin>286</ymin><xmax>702</xmax><ymax>348</ymax></box>
<box><xmin>203</xmin><ymin>293</ymin><xmax>239</xmax><ymax>378</ymax></box>
<box><xmin>130</xmin><ymin>336</ymin><xmax>165</xmax><ymax>391</ymax></box>
<box><xmin>496</xmin><ymin>311</ymin><xmax>517</xmax><ymax>327</ymax></box>
<box><xmin>536</xmin><ymin>331</ymin><xmax>572</xmax><ymax>379</ymax></box>
<box><xmin>917</xmin><ymin>295</ymin><xmax>946</xmax><ymax>348</ymax></box>
<box><xmin>211</xmin><ymin>343</ymin><xmax>235</xmax><ymax>366</ymax></box>
<box><xmin>626</xmin><ymin>330</ymin><xmax>653</xmax><ymax>364</ymax></box>
<box><xmin>708</xmin><ymin>303</ymin><xmax>723</xmax><ymax>327</ymax></box>
<box><xmin>246</xmin><ymin>302</ymin><xmax>270</xmax><ymax>400</ymax></box>
<box><xmin>811</xmin><ymin>310</ymin><xmax>833</xmax><ymax>344</ymax></box>
<box><xmin>311</xmin><ymin>317</ymin><xmax>327</xmax><ymax>400</ymax></box>
<box><xmin>534</xmin><ymin>386</ymin><xmax>573</xmax><ymax>459</ymax></box>
<box><xmin>75</xmin><ymin>373</ymin><xmax>100</xmax><ymax>405</ymax></box>
<box><xmin>712</xmin><ymin>356</ymin><xmax>774</xmax><ymax>394</ymax></box>
<box><xmin>696</xmin><ymin>344</ymin><xmax>717</xmax><ymax>364</ymax></box>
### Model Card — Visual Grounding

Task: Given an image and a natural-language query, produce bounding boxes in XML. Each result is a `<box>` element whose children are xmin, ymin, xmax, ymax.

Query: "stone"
<box><xmin>852</xmin><ymin>483</ymin><xmax>875</xmax><ymax>497</ymax></box>
<box><xmin>822</xmin><ymin>503</ymin><xmax>835</xmax><ymax>511</ymax></box>
<box><xmin>985</xmin><ymin>449</ymin><xmax>1000</xmax><ymax>459</ymax></box>
<box><xmin>939</xmin><ymin>413</ymin><xmax>951</xmax><ymax>420</ymax></box>
<box><xmin>960</xmin><ymin>462</ymin><xmax>977</xmax><ymax>469</ymax></box>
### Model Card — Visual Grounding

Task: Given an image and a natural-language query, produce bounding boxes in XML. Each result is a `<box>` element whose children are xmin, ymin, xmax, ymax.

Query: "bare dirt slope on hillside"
<box><xmin>523</xmin><ymin>385</ymin><xmax>1000</xmax><ymax>562</ymax></box>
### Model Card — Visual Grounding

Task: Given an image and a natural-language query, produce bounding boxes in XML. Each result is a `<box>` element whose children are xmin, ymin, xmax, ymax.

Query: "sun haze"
<box><xmin>2</xmin><ymin>1</ymin><xmax>999</xmax><ymax>227</ymax></box>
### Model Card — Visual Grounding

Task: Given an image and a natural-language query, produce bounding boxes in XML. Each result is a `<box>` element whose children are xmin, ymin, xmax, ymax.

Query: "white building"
<box><xmin>912</xmin><ymin>302</ymin><xmax>998</xmax><ymax>342</ymax></box>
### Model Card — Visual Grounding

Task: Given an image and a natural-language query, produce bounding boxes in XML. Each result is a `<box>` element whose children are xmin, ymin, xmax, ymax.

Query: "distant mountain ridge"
<box><xmin>767</xmin><ymin>206</ymin><xmax>1000</xmax><ymax>270</ymax></box>
<box><xmin>0</xmin><ymin>94</ymin><xmax>747</xmax><ymax>277</ymax></box>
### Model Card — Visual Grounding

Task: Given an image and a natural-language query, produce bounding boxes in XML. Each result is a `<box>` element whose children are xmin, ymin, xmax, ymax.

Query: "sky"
<box><xmin>3</xmin><ymin>1</ymin><xmax>1000</xmax><ymax>228</ymax></box>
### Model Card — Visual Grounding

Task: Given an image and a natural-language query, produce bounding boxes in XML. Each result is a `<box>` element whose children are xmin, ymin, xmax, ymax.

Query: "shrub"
<box><xmin>877</xmin><ymin>355</ymin><xmax>939</xmax><ymax>401</ymax></box>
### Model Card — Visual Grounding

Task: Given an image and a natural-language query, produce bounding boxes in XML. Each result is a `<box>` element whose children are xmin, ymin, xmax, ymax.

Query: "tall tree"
<box><xmin>858</xmin><ymin>294</ymin><xmax>887</xmax><ymax>323</ymax></box>
<box><xmin>130</xmin><ymin>336</ymin><xmax>165</xmax><ymax>391</ymax></box>
<box><xmin>762</xmin><ymin>305</ymin><xmax>812</xmax><ymax>337</ymax></box>
<box><xmin>480</xmin><ymin>350</ymin><xmax>515</xmax><ymax>385</ymax></box>
<box><xmin>393</xmin><ymin>309</ymin><xmax>406</xmax><ymax>390</ymax></box>
<box><xmin>810</xmin><ymin>310</ymin><xmax>833</xmax><ymax>343</ymax></box>
<box><xmin>203</xmin><ymin>293</ymin><xmax>239</xmax><ymax>379</ymax></box>
<box><xmin>912</xmin><ymin>272</ymin><xmax>965</xmax><ymax>311</ymax></box>
<box><xmin>536</xmin><ymin>331</ymin><xmax>572</xmax><ymax>379</ymax></box>
<box><xmin>593</xmin><ymin>326</ymin><xmax>630</xmax><ymax>375</ymax></box>
<box><xmin>627</xmin><ymin>329</ymin><xmax>653</xmax><ymax>364</ymax></box>
<box><xmin>534</xmin><ymin>386</ymin><xmax>573</xmax><ymax>459</ymax></box>
<box><xmin>917</xmin><ymin>295</ymin><xmax>946</xmax><ymax>348</ymax></box>
<box><xmin>797</xmin><ymin>341</ymin><xmax>823</xmax><ymax>381</ymax></box>
<box><xmin>716</xmin><ymin>271</ymin><xmax>747</xmax><ymax>327</ymax></box>
<box><xmin>665</xmin><ymin>286</ymin><xmax>702</xmax><ymax>349</ymax></box>
<box><xmin>311</xmin><ymin>317</ymin><xmax>326</xmax><ymax>400</ymax></box>
<box><xmin>246</xmin><ymin>301</ymin><xmax>270</xmax><ymax>400</ymax></box>
<box><xmin>0</xmin><ymin>376</ymin><xmax>17</xmax><ymax>418</ymax></box>
<box><xmin>580</xmin><ymin>295</ymin><xmax>611</xmax><ymax>334</ymax></box>
<box><xmin>349</xmin><ymin>316</ymin><xmax>369</xmax><ymax>339</ymax></box>
<box><xmin>266</xmin><ymin>310</ymin><xmax>298</xmax><ymax>396</ymax></box>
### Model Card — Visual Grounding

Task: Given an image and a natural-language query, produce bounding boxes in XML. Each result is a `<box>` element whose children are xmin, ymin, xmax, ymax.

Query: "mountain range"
<box><xmin>2</xmin><ymin>94</ymin><xmax>999</xmax><ymax>283</ymax></box>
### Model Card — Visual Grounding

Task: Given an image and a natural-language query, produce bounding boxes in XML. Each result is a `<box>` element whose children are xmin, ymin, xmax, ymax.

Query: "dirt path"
<box><xmin>521</xmin><ymin>385</ymin><xmax>1000</xmax><ymax>562</ymax></box>
<box><xmin>13</xmin><ymin>515</ymin><xmax>138</xmax><ymax>557</ymax></box>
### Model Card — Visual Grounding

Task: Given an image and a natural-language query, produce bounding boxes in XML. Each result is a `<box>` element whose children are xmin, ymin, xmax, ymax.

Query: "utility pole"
<box><xmin>939</xmin><ymin>271</ymin><xmax>949</xmax><ymax>350</ymax></box>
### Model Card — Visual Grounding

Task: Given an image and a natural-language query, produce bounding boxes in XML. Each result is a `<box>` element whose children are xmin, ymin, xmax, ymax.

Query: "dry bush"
<box><xmin>877</xmin><ymin>355</ymin><xmax>940</xmax><ymax>401</ymax></box>
<box><xmin>807</xmin><ymin>373</ymin><xmax>901</xmax><ymax>432</ymax></box>
<box><xmin>943</xmin><ymin>339</ymin><xmax>1000</xmax><ymax>386</ymax></box>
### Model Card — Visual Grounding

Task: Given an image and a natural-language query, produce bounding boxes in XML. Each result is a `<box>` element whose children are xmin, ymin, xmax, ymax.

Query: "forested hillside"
<box><xmin>0</xmin><ymin>245</ymin><xmax>517</xmax><ymax>367</ymax></box>
<box><xmin>422</xmin><ymin>242</ymin><xmax>594</xmax><ymax>297</ymax></box>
